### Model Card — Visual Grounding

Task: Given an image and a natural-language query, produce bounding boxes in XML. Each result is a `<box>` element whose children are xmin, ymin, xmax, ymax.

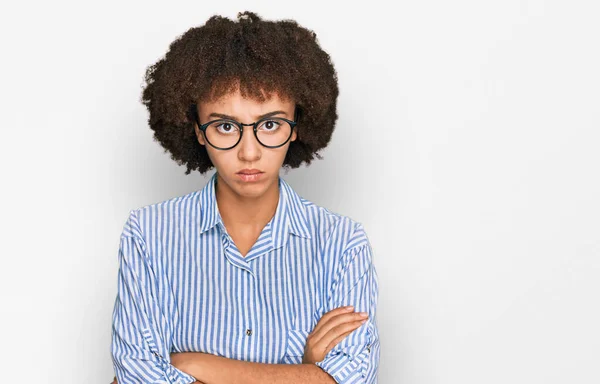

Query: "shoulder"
<box><xmin>299</xmin><ymin>197</ymin><xmax>376</xmax><ymax>294</ymax></box>
<box><xmin>120</xmin><ymin>189</ymin><xmax>201</xmax><ymax>240</ymax></box>
<box><xmin>300</xmin><ymin>197</ymin><xmax>371</xmax><ymax>255</ymax></box>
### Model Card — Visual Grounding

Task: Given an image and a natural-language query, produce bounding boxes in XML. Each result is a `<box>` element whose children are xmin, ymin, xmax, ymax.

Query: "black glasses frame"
<box><xmin>191</xmin><ymin>104</ymin><xmax>300</xmax><ymax>150</ymax></box>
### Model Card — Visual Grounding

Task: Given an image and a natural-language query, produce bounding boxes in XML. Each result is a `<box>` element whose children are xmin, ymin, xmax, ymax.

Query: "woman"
<box><xmin>111</xmin><ymin>11</ymin><xmax>379</xmax><ymax>384</ymax></box>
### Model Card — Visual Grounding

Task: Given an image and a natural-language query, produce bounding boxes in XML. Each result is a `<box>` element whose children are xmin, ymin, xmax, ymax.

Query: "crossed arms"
<box><xmin>111</xmin><ymin>223</ymin><xmax>379</xmax><ymax>383</ymax></box>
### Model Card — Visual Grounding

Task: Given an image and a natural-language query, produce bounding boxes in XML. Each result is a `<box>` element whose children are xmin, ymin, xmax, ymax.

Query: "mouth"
<box><xmin>236</xmin><ymin>169</ymin><xmax>264</xmax><ymax>182</ymax></box>
<box><xmin>237</xmin><ymin>169</ymin><xmax>264</xmax><ymax>175</ymax></box>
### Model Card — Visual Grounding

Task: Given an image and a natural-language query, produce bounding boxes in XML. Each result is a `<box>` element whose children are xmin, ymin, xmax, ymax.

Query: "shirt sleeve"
<box><xmin>111</xmin><ymin>211</ymin><xmax>197</xmax><ymax>384</ymax></box>
<box><xmin>315</xmin><ymin>224</ymin><xmax>380</xmax><ymax>384</ymax></box>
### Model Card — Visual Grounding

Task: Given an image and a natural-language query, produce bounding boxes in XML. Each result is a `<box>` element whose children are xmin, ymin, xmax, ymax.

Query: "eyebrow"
<box><xmin>208</xmin><ymin>110</ymin><xmax>287</xmax><ymax>121</ymax></box>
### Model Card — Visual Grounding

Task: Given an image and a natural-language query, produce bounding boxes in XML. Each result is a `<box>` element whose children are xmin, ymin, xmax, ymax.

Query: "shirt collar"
<box><xmin>197</xmin><ymin>172</ymin><xmax>312</xmax><ymax>244</ymax></box>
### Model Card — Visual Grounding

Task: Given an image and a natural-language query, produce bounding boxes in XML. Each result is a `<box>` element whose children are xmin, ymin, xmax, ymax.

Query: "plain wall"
<box><xmin>1</xmin><ymin>0</ymin><xmax>599</xmax><ymax>382</ymax></box>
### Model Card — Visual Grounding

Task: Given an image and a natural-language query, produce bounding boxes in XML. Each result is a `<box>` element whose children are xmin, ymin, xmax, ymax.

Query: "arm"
<box><xmin>170</xmin><ymin>224</ymin><xmax>380</xmax><ymax>384</ymax></box>
<box><xmin>111</xmin><ymin>212</ymin><xmax>198</xmax><ymax>384</ymax></box>
<box><xmin>314</xmin><ymin>224</ymin><xmax>380</xmax><ymax>383</ymax></box>
<box><xmin>169</xmin><ymin>353</ymin><xmax>336</xmax><ymax>384</ymax></box>
<box><xmin>111</xmin><ymin>376</ymin><xmax>205</xmax><ymax>384</ymax></box>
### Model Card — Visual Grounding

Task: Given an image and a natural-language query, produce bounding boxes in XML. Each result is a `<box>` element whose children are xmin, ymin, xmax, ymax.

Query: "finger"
<box><xmin>311</xmin><ymin>311</ymin><xmax>367</xmax><ymax>341</ymax></box>
<box><xmin>312</xmin><ymin>307</ymin><xmax>365</xmax><ymax>336</ymax></box>
<box><xmin>308</xmin><ymin>318</ymin><xmax>366</xmax><ymax>359</ymax></box>
<box><xmin>311</xmin><ymin>311</ymin><xmax>368</xmax><ymax>342</ymax></box>
<box><xmin>324</xmin><ymin>328</ymin><xmax>358</xmax><ymax>353</ymax></box>
<box><xmin>307</xmin><ymin>319</ymin><xmax>366</xmax><ymax>353</ymax></box>
<box><xmin>322</xmin><ymin>318</ymin><xmax>366</xmax><ymax>345</ymax></box>
<box><xmin>323</xmin><ymin>319</ymin><xmax>367</xmax><ymax>352</ymax></box>
<box><xmin>311</xmin><ymin>306</ymin><xmax>354</xmax><ymax>335</ymax></box>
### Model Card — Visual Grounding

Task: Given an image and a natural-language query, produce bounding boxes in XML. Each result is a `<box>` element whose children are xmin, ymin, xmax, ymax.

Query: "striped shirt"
<box><xmin>111</xmin><ymin>172</ymin><xmax>380</xmax><ymax>383</ymax></box>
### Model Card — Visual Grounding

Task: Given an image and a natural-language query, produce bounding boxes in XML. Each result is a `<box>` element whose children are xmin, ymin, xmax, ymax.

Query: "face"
<box><xmin>194</xmin><ymin>87</ymin><xmax>298</xmax><ymax>200</ymax></box>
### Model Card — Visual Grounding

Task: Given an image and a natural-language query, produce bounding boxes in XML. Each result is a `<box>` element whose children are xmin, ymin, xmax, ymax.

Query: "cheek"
<box><xmin>268</xmin><ymin>146</ymin><xmax>291</xmax><ymax>164</ymax></box>
<box><xmin>205</xmin><ymin>149</ymin><xmax>235</xmax><ymax>169</ymax></box>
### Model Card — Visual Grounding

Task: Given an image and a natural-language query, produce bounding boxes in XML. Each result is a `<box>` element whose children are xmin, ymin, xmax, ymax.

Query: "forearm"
<box><xmin>112</xmin><ymin>377</ymin><xmax>205</xmax><ymax>384</ymax></box>
<box><xmin>177</xmin><ymin>352</ymin><xmax>336</xmax><ymax>384</ymax></box>
<box><xmin>111</xmin><ymin>375</ymin><xmax>206</xmax><ymax>384</ymax></box>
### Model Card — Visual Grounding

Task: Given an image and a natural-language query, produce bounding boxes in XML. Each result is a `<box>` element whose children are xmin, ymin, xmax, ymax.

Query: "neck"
<box><xmin>215</xmin><ymin>174</ymin><xmax>280</xmax><ymax>233</ymax></box>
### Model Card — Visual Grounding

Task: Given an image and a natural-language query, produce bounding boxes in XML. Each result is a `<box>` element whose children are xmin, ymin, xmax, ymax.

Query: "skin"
<box><xmin>111</xmin><ymin>88</ymin><xmax>369</xmax><ymax>383</ymax></box>
<box><xmin>194</xmin><ymin>87</ymin><xmax>297</xmax><ymax>256</ymax></box>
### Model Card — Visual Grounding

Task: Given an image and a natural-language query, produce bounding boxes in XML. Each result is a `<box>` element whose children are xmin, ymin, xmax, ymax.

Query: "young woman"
<box><xmin>111</xmin><ymin>11</ymin><xmax>380</xmax><ymax>384</ymax></box>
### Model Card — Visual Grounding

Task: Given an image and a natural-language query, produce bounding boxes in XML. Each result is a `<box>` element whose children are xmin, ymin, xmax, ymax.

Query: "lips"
<box><xmin>236</xmin><ymin>170</ymin><xmax>264</xmax><ymax>183</ymax></box>
<box><xmin>237</xmin><ymin>169</ymin><xmax>263</xmax><ymax>175</ymax></box>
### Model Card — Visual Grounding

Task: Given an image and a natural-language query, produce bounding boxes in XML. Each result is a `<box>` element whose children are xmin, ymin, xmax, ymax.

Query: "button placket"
<box><xmin>241</xmin><ymin>267</ymin><xmax>258</xmax><ymax>358</ymax></box>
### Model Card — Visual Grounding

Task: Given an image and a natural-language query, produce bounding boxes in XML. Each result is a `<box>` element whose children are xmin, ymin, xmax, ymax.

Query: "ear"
<box><xmin>290</xmin><ymin>126</ymin><xmax>298</xmax><ymax>142</ymax></box>
<box><xmin>194</xmin><ymin>123</ymin><xmax>206</xmax><ymax>146</ymax></box>
<box><xmin>191</xmin><ymin>103</ymin><xmax>206</xmax><ymax>146</ymax></box>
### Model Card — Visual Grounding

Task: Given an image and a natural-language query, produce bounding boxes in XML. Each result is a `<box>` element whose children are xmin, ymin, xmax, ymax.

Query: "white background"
<box><xmin>1</xmin><ymin>1</ymin><xmax>599</xmax><ymax>383</ymax></box>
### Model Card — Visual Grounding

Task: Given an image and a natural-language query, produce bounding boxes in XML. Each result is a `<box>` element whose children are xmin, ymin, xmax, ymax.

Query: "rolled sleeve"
<box><xmin>316</xmin><ymin>225</ymin><xmax>380</xmax><ymax>383</ymax></box>
<box><xmin>111</xmin><ymin>212</ymin><xmax>197</xmax><ymax>384</ymax></box>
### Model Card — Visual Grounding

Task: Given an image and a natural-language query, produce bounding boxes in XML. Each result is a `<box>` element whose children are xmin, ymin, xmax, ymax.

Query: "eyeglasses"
<box><xmin>191</xmin><ymin>104</ymin><xmax>299</xmax><ymax>150</ymax></box>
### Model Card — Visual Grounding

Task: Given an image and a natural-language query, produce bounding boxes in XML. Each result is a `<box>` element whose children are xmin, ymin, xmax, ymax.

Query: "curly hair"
<box><xmin>140</xmin><ymin>11</ymin><xmax>340</xmax><ymax>175</ymax></box>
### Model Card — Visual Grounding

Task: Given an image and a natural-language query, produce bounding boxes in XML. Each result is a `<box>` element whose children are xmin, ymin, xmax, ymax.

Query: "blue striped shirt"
<box><xmin>111</xmin><ymin>172</ymin><xmax>380</xmax><ymax>383</ymax></box>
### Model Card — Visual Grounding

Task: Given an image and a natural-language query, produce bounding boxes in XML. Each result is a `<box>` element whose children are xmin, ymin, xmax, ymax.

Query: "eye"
<box><xmin>215</xmin><ymin>122</ymin><xmax>239</xmax><ymax>134</ymax></box>
<box><xmin>258</xmin><ymin>119</ymin><xmax>282</xmax><ymax>131</ymax></box>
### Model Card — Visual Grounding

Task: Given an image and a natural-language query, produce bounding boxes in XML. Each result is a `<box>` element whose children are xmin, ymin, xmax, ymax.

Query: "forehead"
<box><xmin>200</xmin><ymin>87</ymin><xmax>293</xmax><ymax>107</ymax></box>
<box><xmin>196</xmin><ymin>88</ymin><xmax>295</xmax><ymax>121</ymax></box>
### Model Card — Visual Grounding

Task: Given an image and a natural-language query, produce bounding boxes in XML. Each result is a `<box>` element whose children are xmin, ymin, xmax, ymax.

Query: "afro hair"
<box><xmin>140</xmin><ymin>11</ymin><xmax>340</xmax><ymax>174</ymax></box>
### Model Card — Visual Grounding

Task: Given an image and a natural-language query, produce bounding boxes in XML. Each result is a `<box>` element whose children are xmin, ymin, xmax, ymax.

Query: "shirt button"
<box><xmin>246</xmin><ymin>329</ymin><xmax>253</xmax><ymax>336</ymax></box>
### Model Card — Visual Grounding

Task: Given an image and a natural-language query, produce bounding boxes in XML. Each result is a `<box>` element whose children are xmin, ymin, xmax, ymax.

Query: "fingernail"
<box><xmin>345</xmin><ymin>306</ymin><xmax>354</xmax><ymax>311</ymax></box>
<box><xmin>359</xmin><ymin>312</ymin><xmax>368</xmax><ymax>318</ymax></box>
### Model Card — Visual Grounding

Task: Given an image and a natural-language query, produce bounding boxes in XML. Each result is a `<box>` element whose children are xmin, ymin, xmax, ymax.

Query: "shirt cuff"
<box><xmin>315</xmin><ymin>348</ymin><xmax>369</xmax><ymax>383</ymax></box>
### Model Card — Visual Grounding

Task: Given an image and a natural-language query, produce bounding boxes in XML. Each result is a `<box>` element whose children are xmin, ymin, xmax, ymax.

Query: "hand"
<box><xmin>110</xmin><ymin>353</ymin><xmax>205</xmax><ymax>384</ymax></box>
<box><xmin>302</xmin><ymin>306</ymin><xmax>368</xmax><ymax>364</ymax></box>
<box><xmin>110</xmin><ymin>375</ymin><xmax>205</xmax><ymax>384</ymax></box>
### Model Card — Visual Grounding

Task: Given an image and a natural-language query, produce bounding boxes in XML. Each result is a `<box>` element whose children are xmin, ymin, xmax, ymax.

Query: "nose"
<box><xmin>237</xmin><ymin>124</ymin><xmax>261</xmax><ymax>162</ymax></box>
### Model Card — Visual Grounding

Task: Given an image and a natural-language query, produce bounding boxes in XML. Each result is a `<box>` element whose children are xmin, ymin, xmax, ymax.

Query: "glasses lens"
<box><xmin>204</xmin><ymin>120</ymin><xmax>241</xmax><ymax>148</ymax></box>
<box><xmin>255</xmin><ymin>118</ymin><xmax>292</xmax><ymax>147</ymax></box>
